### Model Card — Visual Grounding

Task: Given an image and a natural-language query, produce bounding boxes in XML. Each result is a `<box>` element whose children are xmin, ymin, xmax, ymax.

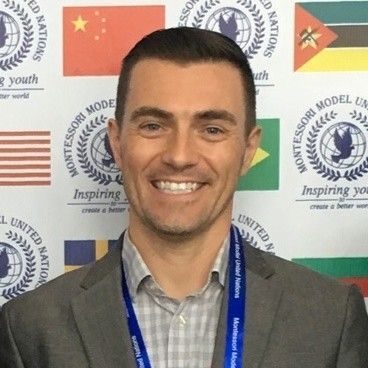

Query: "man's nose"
<box><xmin>161</xmin><ymin>129</ymin><xmax>199</xmax><ymax>169</ymax></box>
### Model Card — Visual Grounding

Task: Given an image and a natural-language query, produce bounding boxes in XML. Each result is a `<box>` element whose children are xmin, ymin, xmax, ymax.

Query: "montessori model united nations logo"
<box><xmin>293</xmin><ymin>95</ymin><xmax>368</xmax><ymax>182</ymax></box>
<box><xmin>178</xmin><ymin>0</ymin><xmax>279</xmax><ymax>59</ymax></box>
<box><xmin>0</xmin><ymin>215</ymin><xmax>49</xmax><ymax>304</ymax></box>
<box><xmin>0</xmin><ymin>0</ymin><xmax>47</xmax><ymax>70</ymax></box>
<box><xmin>233</xmin><ymin>212</ymin><xmax>275</xmax><ymax>254</ymax></box>
<box><xmin>64</xmin><ymin>99</ymin><xmax>122</xmax><ymax>186</ymax></box>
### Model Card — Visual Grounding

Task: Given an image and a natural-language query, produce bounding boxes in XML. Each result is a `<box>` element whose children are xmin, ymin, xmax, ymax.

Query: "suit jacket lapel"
<box><xmin>212</xmin><ymin>243</ymin><xmax>283</xmax><ymax>368</ymax></box>
<box><xmin>70</xmin><ymin>237</ymin><xmax>282</xmax><ymax>368</ymax></box>
<box><xmin>71</xmin><ymin>242</ymin><xmax>136</xmax><ymax>368</ymax></box>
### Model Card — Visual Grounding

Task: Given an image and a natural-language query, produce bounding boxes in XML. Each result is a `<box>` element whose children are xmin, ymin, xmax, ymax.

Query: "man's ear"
<box><xmin>240</xmin><ymin>125</ymin><xmax>262</xmax><ymax>176</ymax></box>
<box><xmin>107</xmin><ymin>118</ymin><xmax>123</xmax><ymax>169</ymax></box>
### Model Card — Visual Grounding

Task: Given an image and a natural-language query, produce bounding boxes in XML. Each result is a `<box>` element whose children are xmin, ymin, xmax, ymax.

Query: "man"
<box><xmin>0</xmin><ymin>27</ymin><xmax>367</xmax><ymax>368</ymax></box>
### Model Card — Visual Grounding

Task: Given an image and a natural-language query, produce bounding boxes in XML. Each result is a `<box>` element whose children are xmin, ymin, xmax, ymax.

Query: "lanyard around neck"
<box><xmin>121</xmin><ymin>225</ymin><xmax>247</xmax><ymax>368</ymax></box>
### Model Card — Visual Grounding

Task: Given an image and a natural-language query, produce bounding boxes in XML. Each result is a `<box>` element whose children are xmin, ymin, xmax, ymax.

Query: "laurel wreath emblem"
<box><xmin>77</xmin><ymin>115</ymin><xmax>122</xmax><ymax>185</ymax></box>
<box><xmin>306</xmin><ymin>110</ymin><xmax>368</xmax><ymax>181</ymax></box>
<box><xmin>237</xmin><ymin>0</ymin><xmax>265</xmax><ymax>58</ymax></box>
<box><xmin>350</xmin><ymin>110</ymin><xmax>368</xmax><ymax>130</ymax></box>
<box><xmin>191</xmin><ymin>0</ymin><xmax>265</xmax><ymax>59</ymax></box>
<box><xmin>0</xmin><ymin>0</ymin><xmax>34</xmax><ymax>71</ymax></box>
<box><xmin>243</xmin><ymin>231</ymin><xmax>257</xmax><ymax>248</ymax></box>
<box><xmin>238</xmin><ymin>227</ymin><xmax>274</xmax><ymax>254</ymax></box>
<box><xmin>1</xmin><ymin>230</ymin><xmax>36</xmax><ymax>300</ymax></box>
<box><xmin>191</xmin><ymin>0</ymin><xmax>221</xmax><ymax>27</ymax></box>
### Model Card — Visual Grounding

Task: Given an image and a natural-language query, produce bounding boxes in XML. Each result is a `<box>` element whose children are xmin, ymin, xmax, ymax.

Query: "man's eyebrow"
<box><xmin>129</xmin><ymin>106</ymin><xmax>174</xmax><ymax>122</ymax></box>
<box><xmin>194</xmin><ymin>110</ymin><xmax>237</xmax><ymax>125</ymax></box>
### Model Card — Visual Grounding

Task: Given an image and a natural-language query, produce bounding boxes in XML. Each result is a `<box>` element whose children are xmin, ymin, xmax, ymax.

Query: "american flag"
<box><xmin>0</xmin><ymin>131</ymin><xmax>51</xmax><ymax>186</ymax></box>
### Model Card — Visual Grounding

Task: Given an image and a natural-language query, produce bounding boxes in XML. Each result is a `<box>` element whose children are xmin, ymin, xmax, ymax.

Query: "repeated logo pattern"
<box><xmin>293</xmin><ymin>96</ymin><xmax>368</xmax><ymax>182</ymax></box>
<box><xmin>77</xmin><ymin>116</ymin><xmax>121</xmax><ymax>186</ymax></box>
<box><xmin>0</xmin><ymin>1</ymin><xmax>33</xmax><ymax>70</ymax></box>
<box><xmin>0</xmin><ymin>1</ymin><xmax>366</xmax><ymax>311</ymax></box>
<box><xmin>0</xmin><ymin>216</ymin><xmax>49</xmax><ymax>304</ymax></box>
<box><xmin>64</xmin><ymin>100</ymin><xmax>122</xmax><ymax>186</ymax></box>
<box><xmin>306</xmin><ymin>112</ymin><xmax>368</xmax><ymax>181</ymax></box>
<box><xmin>179</xmin><ymin>0</ymin><xmax>279</xmax><ymax>60</ymax></box>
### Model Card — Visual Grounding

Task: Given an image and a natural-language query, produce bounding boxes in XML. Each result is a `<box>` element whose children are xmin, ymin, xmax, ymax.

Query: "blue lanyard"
<box><xmin>121</xmin><ymin>225</ymin><xmax>247</xmax><ymax>368</ymax></box>
<box><xmin>224</xmin><ymin>225</ymin><xmax>247</xmax><ymax>368</ymax></box>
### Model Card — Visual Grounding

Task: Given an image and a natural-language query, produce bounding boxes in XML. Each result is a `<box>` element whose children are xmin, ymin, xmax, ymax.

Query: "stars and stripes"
<box><xmin>0</xmin><ymin>131</ymin><xmax>51</xmax><ymax>186</ymax></box>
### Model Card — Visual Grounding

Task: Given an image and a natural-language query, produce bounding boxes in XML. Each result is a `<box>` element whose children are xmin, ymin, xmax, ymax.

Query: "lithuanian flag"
<box><xmin>295</xmin><ymin>2</ymin><xmax>368</xmax><ymax>71</ymax></box>
<box><xmin>293</xmin><ymin>257</ymin><xmax>368</xmax><ymax>309</ymax></box>
<box><xmin>64</xmin><ymin>240</ymin><xmax>116</xmax><ymax>272</ymax></box>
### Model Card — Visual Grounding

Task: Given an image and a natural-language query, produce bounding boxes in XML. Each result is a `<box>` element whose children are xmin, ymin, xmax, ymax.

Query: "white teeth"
<box><xmin>155</xmin><ymin>181</ymin><xmax>200</xmax><ymax>193</ymax></box>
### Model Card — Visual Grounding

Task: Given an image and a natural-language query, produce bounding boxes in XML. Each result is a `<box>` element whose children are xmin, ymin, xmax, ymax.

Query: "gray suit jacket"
<box><xmin>0</xmin><ymin>239</ymin><xmax>367</xmax><ymax>368</ymax></box>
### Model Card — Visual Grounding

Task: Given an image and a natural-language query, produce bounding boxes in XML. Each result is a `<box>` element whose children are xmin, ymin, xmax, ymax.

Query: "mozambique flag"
<box><xmin>63</xmin><ymin>6</ymin><xmax>165</xmax><ymax>76</ymax></box>
<box><xmin>294</xmin><ymin>2</ymin><xmax>368</xmax><ymax>71</ymax></box>
<box><xmin>293</xmin><ymin>257</ymin><xmax>368</xmax><ymax>308</ymax></box>
<box><xmin>64</xmin><ymin>240</ymin><xmax>117</xmax><ymax>272</ymax></box>
<box><xmin>237</xmin><ymin>118</ymin><xmax>279</xmax><ymax>191</ymax></box>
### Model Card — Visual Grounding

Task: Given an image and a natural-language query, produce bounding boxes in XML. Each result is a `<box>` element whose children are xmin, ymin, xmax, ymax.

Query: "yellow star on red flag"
<box><xmin>72</xmin><ymin>15</ymin><xmax>88</xmax><ymax>32</ymax></box>
<box><xmin>63</xmin><ymin>6</ymin><xmax>165</xmax><ymax>76</ymax></box>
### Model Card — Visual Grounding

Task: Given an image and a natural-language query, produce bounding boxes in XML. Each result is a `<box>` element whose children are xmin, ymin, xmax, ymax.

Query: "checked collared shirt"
<box><xmin>122</xmin><ymin>232</ymin><xmax>229</xmax><ymax>368</ymax></box>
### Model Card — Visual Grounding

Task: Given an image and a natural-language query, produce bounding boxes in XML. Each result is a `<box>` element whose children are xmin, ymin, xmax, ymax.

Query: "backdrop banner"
<box><xmin>0</xmin><ymin>0</ymin><xmax>367</xmax><ymax>309</ymax></box>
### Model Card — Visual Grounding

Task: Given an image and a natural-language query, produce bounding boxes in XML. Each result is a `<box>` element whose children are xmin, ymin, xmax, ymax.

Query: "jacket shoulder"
<box><xmin>247</xmin><ymin>244</ymin><xmax>354</xmax><ymax>299</ymax></box>
<box><xmin>1</xmin><ymin>243</ymin><xmax>121</xmax><ymax>317</ymax></box>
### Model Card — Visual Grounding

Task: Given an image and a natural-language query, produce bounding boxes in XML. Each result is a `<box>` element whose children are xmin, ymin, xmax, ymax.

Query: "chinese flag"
<box><xmin>63</xmin><ymin>6</ymin><xmax>165</xmax><ymax>76</ymax></box>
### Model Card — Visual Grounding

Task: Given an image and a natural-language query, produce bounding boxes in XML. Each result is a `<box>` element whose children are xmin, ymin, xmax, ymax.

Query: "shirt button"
<box><xmin>179</xmin><ymin>314</ymin><xmax>186</xmax><ymax>326</ymax></box>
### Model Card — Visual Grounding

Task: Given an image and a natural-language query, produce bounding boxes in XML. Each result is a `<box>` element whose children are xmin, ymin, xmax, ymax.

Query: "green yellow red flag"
<box><xmin>293</xmin><ymin>257</ymin><xmax>368</xmax><ymax>307</ymax></box>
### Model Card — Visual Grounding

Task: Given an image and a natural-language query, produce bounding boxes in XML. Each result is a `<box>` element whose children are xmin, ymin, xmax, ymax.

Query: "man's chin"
<box><xmin>146</xmin><ymin>218</ymin><xmax>206</xmax><ymax>239</ymax></box>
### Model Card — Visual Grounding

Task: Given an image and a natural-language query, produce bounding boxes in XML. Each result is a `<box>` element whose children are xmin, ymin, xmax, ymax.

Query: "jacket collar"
<box><xmin>72</xmin><ymin>235</ymin><xmax>282</xmax><ymax>368</ymax></box>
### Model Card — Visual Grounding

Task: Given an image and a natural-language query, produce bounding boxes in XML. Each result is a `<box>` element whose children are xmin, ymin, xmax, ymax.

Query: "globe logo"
<box><xmin>206</xmin><ymin>8</ymin><xmax>251</xmax><ymax>51</ymax></box>
<box><xmin>0</xmin><ymin>242</ymin><xmax>23</xmax><ymax>288</ymax></box>
<box><xmin>0</xmin><ymin>12</ymin><xmax>21</xmax><ymax>59</ymax></box>
<box><xmin>319</xmin><ymin>122</ymin><xmax>367</xmax><ymax>169</ymax></box>
<box><xmin>90</xmin><ymin>128</ymin><xmax>119</xmax><ymax>173</ymax></box>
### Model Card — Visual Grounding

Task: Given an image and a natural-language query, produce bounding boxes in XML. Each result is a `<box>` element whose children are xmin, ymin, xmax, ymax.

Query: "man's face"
<box><xmin>109</xmin><ymin>59</ymin><xmax>260</xmax><ymax>237</ymax></box>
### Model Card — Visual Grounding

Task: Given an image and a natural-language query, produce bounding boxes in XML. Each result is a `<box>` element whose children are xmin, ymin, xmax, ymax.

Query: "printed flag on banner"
<box><xmin>0</xmin><ymin>131</ymin><xmax>51</xmax><ymax>186</ymax></box>
<box><xmin>237</xmin><ymin>119</ymin><xmax>279</xmax><ymax>191</ymax></box>
<box><xmin>63</xmin><ymin>6</ymin><xmax>165</xmax><ymax>76</ymax></box>
<box><xmin>294</xmin><ymin>1</ymin><xmax>368</xmax><ymax>71</ymax></box>
<box><xmin>64</xmin><ymin>240</ymin><xmax>116</xmax><ymax>272</ymax></box>
<box><xmin>293</xmin><ymin>257</ymin><xmax>368</xmax><ymax>309</ymax></box>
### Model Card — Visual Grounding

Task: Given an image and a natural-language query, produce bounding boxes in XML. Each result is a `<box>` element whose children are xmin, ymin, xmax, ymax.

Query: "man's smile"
<box><xmin>151</xmin><ymin>180</ymin><xmax>205</xmax><ymax>194</ymax></box>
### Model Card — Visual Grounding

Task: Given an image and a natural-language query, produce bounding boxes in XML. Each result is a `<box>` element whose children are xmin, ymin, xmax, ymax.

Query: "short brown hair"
<box><xmin>115</xmin><ymin>27</ymin><xmax>256</xmax><ymax>131</ymax></box>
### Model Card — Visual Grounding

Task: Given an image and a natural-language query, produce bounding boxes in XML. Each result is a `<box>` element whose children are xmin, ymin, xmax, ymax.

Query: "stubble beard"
<box><xmin>128</xmin><ymin>190</ymin><xmax>234</xmax><ymax>242</ymax></box>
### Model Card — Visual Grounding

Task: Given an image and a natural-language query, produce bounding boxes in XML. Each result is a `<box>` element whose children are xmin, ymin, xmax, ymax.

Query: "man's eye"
<box><xmin>205</xmin><ymin>126</ymin><xmax>223</xmax><ymax>135</ymax></box>
<box><xmin>141</xmin><ymin>123</ymin><xmax>161</xmax><ymax>131</ymax></box>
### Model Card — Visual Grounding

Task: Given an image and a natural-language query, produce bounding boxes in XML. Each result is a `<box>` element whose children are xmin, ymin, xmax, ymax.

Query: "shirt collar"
<box><xmin>122</xmin><ymin>231</ymin><xmax>229</xmax><ymax>299</ymax></box>
<box><xmin>122</xmin><ymin>231</ymin><xmax>151</xmax><ymax>300</ymax></box>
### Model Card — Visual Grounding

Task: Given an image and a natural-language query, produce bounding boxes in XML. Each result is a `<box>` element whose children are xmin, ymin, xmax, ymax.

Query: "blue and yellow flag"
<box><xmin>64</xmin><ymin>240</ymin><xmax>116</xmax><ymax>273</ymax></box>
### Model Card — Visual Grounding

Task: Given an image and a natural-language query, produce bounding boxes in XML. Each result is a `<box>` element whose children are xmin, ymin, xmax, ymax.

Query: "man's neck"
<box><xmin>127</xmin><ymin>217</ymin><xmax>230</xmax><ymax>300</ymax></box>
